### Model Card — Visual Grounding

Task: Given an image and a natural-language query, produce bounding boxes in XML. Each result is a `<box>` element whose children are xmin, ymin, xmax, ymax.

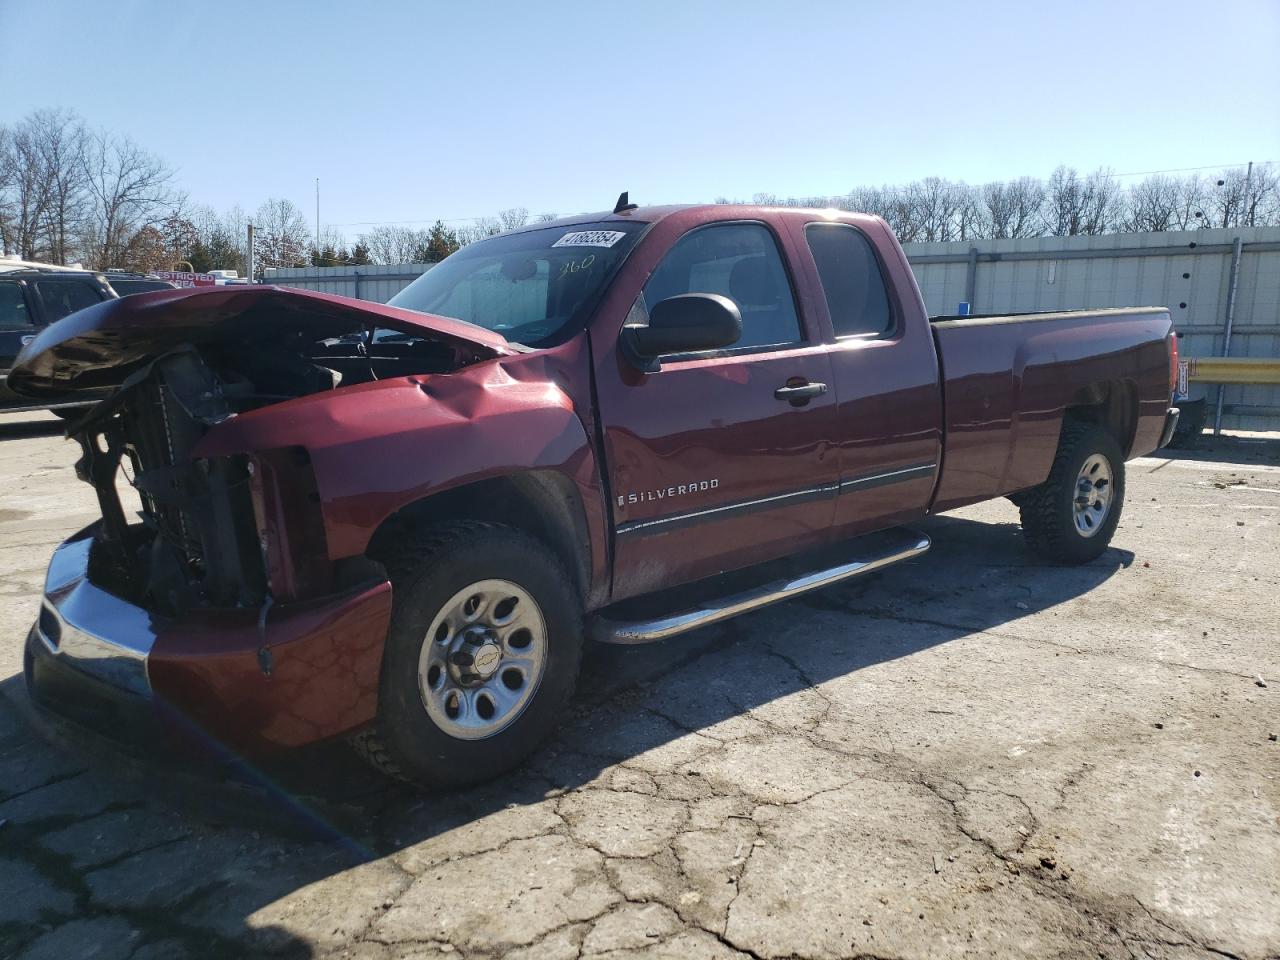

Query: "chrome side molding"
<box><xmin>591</xmin><ymin>528</ymin><xmax>930</xmax><ymax>645</ymax></box>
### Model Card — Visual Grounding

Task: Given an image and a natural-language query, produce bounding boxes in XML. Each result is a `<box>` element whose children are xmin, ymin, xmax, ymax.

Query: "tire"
<box><xmin>1019</xmin><ymin>421</ymin><xmax>1125</xmax><ymax>564</ymax></box>
<box><xmin>353</xmin><ymin>521</ymin><xmax>583</xmax><ymax>788</ymax></box>
<box><xmin>50</xmin><ymin>408</ymin><xmax>85</xmax><ymax>421</ymax></box>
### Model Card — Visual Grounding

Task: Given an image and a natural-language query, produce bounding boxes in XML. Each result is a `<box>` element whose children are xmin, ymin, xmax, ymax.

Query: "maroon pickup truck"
<box><xmin>13</xmin><ymin>201</ymin><xmax>1179</xmax><ymax>787</ymax></box>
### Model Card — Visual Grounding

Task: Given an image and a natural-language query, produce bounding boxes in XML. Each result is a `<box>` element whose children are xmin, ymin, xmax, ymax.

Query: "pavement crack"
<box><xmin>0</xmin><ymin>768</ymin><xmax>89</xmax><ymax>806</ymax></box>
<box><xmin>852</xmin><ymin>609</ymin><xmax>1263</xmax><ymax>684</ymax></box>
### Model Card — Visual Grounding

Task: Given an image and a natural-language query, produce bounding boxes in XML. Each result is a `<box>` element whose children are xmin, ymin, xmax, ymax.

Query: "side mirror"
<box><xmin>624</xmin><ymin>293</ymin><xmax>742</xmax><ymax>370</ymax></box>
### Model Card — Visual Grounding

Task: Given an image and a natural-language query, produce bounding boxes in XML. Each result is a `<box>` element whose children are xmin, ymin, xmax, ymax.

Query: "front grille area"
<box><xmin>76</xmin><ymin>353</ymin><xmax>268</xmax><ymax>615</ymax></box>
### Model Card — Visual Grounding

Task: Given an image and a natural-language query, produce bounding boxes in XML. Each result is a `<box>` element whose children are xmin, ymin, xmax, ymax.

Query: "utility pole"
<box><xmin>315</xmin><ymin>178</ymin><xmax>321</xmax><ymax>254</ymax></box>
<box><xmin>1243</xmin><ymin>161</ymin><xmax>1254</xmax><ymax>228</ymax></box>
<box><xmin>246</xmin><ymin>223</ymin><xmax>255</xmax><ymax>283</ymax></box>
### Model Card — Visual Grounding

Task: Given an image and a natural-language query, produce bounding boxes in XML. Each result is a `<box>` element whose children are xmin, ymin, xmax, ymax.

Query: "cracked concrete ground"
<box><xmin>0</xmin><ymin>410</ymin><xmax>1277</xmax><ymax>960</ymax></box>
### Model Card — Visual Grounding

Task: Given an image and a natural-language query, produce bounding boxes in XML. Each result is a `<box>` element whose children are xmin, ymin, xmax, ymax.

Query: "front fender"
<box><xmin>193</xmin><ymin>357</ymin><xmax>605</xmax><ymax>566</ymax></box>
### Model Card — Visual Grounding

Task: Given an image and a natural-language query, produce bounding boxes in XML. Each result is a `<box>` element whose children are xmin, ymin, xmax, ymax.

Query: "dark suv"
<box><xmin>104</xmin><ymin>271</ymin><xmax>182</xmax><ymax>297</ymax></box>
<box><xmin>0</xmin><ymin>269</ymin><xmax>176</xmax><ymax>415</ymax></box>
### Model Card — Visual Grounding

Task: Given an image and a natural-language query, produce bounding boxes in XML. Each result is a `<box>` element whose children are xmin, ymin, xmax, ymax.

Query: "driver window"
<box><xmin>643</xmin><ymin>223</ymin><xmax>801</xmax><ymax>351</ymax></box>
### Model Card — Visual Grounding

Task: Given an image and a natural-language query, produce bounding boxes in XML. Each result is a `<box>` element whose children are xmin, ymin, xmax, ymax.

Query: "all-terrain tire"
<box><xmin>352</xmin><ymin>521</ymin><xmax>583</xmax><ymax>788</ymax></box>
<box><xmin>1019</xmin><ymin>421</ymin><xmax>1125</xmax><ymax>564</ymax></box>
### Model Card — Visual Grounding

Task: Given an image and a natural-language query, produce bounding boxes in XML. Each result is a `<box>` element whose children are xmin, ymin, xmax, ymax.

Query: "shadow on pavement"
<box><xmin>1152</xmin><ymin>432</ymin><xmax>1280</xmax><ymax>467</ymax></box>
<box><xmin>0</xmin><ymin>512</ymin><xmax>1133</xmax><ymax>958</ymax></box>
<box><xmin>0</xmin><ymin>417</ymin><xmax>65</xmax><ymax>441</ymax></box>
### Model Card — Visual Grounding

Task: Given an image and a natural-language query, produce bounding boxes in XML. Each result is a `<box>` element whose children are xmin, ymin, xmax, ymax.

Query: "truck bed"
<box><xmin>929</xmin><ymin>307</ymin><xmax>1174</xmax><ymax>513</ymax></box>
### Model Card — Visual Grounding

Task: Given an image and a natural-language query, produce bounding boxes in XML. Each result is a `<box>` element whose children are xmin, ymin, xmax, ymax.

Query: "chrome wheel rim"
<box><xmin>1073</xmin><ymin>454</ymin><xmax>1113</xmax><ymax>537</ymax></box>
<box><xmin>417</xmin><ymin>579</ymin><xmax>547</xmax><ymax>741</ymax></box>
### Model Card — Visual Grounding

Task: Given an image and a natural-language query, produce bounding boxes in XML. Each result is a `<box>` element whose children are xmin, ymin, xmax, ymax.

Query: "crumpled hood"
<box><xmin>8</xmin><ymin>284</ymin><xmax>515</xmax><ymax>397</ymax></box>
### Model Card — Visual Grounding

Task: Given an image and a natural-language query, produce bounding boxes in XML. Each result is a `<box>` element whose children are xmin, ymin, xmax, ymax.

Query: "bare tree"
<box><xmin>1123</xmin><ymin>175</ymin><xmax>1182</xmax><ymax>233</ymax></box>
<box><xmin>1</xmin><ymin>117</ymin><xmax>53</xmax><ymax>260</ymax></box>
<box><xmin>982</xmin><ymin>177</ymin><xmax>1045</xmax><ymax>238</ymax></box>
<box><xmin>533</xmin><ymin>212</ymin><xmax>559</xmax><ymax>223</ymax></box>
<box><xmin>32</xmin><ymin>110</ymin><xmax>88</xmax><ymax>264</ymax></box>
<box><xmin>253</xmin><ymin>197</ymin><xmax>310</xmax><ymax>269</ymax></box>
<box><xmin>908</xmin><ymin>177</ymin><xmax>967</xmax><ymax>242</ymax></box>
<box><xmin>953</xmin><ymin>183</ymin><xmax>986</xmax><ymax>240</ymax></box>
<box><xmin>80</xmin><ymin>128</ymin><xmax>176</xmax><ymax>268</ymax></box>
<box><xmin>1208</xmin><ymin>164</ymin><xmax>1280</xmax><ymax>228</ymax></box>
<box><xmin>456</xmin><ymin>217</ymin><xmax>502</xmax><ymax>246</ymax></box>
<box><xmin>497</xmin><ymin>207</ymin><xmax>529</xmax><ymax>232</ymax></box>
<box><xmin>843</xmin><ymin>185</ymin><xmax>918</xmax><ymax>240</ymax></box>
<box><xmin>360</xmin><ymin>225</ymin><xmax>422</xmax><ymax>264</ymax></box>
<box><xmin>1045</xmin><ymin>166</ymin><xmax>1124</xmax><ymax>236</ymax></box>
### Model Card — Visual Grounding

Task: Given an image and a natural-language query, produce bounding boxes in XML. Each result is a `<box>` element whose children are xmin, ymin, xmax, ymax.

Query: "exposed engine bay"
<box><xmin>69</xmin><ymin>329</ymin><xmax>483</xmax><ymax>617</ymax></box>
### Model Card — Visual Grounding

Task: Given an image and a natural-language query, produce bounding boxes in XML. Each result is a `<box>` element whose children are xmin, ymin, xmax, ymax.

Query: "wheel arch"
<box><xmin>1062</xmin><ymin>379</ymin><xmax>1139</xmax><ymax>458</ymax></box>
<box><xmin>364</xmin><ymin>470</ymin><xmax>594</xmax><ymax>605</ymax></box>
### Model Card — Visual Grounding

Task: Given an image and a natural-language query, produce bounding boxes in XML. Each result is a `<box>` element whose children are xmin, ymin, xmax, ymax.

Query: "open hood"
<box><xmin>8</xmin><ymin>284</ymin><xmax>515</xmax><ymax>397</ymax></box>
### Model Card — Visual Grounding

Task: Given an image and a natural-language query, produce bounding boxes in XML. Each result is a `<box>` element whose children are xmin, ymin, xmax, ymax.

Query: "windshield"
<box><xmin>386</xmin><ymin>221</ymin><xmax>645</xmax><ymax>347</ymax></box>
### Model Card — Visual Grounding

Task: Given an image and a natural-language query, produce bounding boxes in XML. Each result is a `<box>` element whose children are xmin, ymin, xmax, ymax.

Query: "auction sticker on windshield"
<box><xmin>552</xmin><ymin>230</ymin><xmax>628</xmax><ymax>248</ymax></box>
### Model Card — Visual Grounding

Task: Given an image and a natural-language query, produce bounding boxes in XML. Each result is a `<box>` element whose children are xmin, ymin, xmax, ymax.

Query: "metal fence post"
<box><xmin>354</xmin><ymin>270</ymin><xmax>362</xmax><ymax>300</ymax></box>
<box><xmin>1213</xmin><ymin>236</ymin><xmax>1244</xmax><ymax>435</ymax></box>
<box><xmin>964</xmin><ymin>246</ymin><xmax>978</xmax><ymax>311</ymax></box>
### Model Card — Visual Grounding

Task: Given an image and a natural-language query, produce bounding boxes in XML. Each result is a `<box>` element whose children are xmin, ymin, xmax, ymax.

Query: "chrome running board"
<box><xmin>591</xmin><ymin>527</ymin><xmax>930</xmax><ymax>645</ymax></box>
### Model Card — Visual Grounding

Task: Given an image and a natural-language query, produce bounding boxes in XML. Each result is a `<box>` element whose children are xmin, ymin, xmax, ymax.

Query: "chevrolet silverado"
<box><xmin>12</xmin><ymin>201</ymin><xmax>1180</xmax><ymax>786</ymax></box>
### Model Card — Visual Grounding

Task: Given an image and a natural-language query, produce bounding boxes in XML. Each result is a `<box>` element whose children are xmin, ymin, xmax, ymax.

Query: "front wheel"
<box><xmin>353</xmin><ymin>521</ymin><xmax>583</xmax><ymax>788</ymax></box>
<box><xmin>1019</xmin><ymin>421</ymin><xmax>1125</xmax><ymax>564</ymax></box>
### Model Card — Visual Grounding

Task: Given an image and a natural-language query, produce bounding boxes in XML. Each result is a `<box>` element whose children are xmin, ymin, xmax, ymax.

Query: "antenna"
<box><xmin>614</xmin><ymin>191</ymin><xmax>638</xmax><ymax>214</ymax></box>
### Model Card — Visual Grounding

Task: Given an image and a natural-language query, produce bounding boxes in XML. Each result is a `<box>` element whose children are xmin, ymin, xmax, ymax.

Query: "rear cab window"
<box><xmin>641</xmin><ymin>222</ymin><xmax>802</xmax><ymax>354</ymax></box>
<box><xmin>804</xmin><ymin>223</ymin><xmax>894</xmax><ymax>339</ymax></box>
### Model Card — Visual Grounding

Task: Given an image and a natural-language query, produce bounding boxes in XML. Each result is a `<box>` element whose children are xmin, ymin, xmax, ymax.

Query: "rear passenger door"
<box><xmin>798</xmin><ymin>221</ymin><xmax>943</xmax><ymax>538</ymax></box>
<box><xmin>594</xmin><ymin>221</ymin><xmax>840</xmax><ymax>600</ymax></box>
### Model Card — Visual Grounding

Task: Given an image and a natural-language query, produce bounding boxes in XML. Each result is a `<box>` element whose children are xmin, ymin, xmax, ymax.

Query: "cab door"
<box><xmin>593</xmin><ymin>220</ymin><xmax>840</xmax><ymax>601</ymax></box>
<box><xmin>790</xmin><ymin>219</ymin><xmax>943</xmax><ymax>538</ymax></box>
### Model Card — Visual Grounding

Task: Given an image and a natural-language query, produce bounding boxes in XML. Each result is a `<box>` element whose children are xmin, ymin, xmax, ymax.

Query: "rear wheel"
<box><xmin>1019</xmin><ymin>421</ymin><xmax>1125</xmax><ymax>564</ymax></box>
<box><xmin>353</xmin><ymin>521</ymin><xmax>583</xmax><ymax>788</ymax></box>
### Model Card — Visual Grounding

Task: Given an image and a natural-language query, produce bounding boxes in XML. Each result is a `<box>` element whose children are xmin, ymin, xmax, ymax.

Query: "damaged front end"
<box><xmin>16</xmin><ymin>285</ymin><xmax>511</xmax><ymax>751</ymax></box>
<box><xmin>76</xmin><ymin>347</ymin><xmax>275</xmax><ymax>617</ymax></box>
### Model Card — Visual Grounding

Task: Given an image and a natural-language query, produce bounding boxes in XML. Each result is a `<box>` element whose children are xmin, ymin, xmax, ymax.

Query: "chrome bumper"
<box><xmin>33</xmin><ymin>524</ymin><xmax>156</xmax><ymax>699</ymax></box>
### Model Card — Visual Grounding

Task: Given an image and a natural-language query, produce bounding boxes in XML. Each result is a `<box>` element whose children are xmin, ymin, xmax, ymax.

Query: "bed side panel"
<box><xmin>932</xmin><ymin>309</ymin><xmax>1171</xmax><ymax>513</ymax></box>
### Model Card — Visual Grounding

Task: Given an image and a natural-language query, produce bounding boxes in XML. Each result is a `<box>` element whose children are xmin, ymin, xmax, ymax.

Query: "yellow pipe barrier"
<box><xmin>1186</xmin><ymin>357</ymin><xmax>1280</xmax><ymax>386</ymax></box>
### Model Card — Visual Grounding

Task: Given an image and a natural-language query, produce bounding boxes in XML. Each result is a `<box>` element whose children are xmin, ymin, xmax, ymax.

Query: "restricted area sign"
<box><xmin>155</xmin><ymin>271</ymin><xmax>217</xmax><ymax>287</ymax></box>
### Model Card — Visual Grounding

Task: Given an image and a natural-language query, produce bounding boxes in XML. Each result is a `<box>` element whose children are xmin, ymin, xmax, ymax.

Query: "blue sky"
<box><xmin>3</xmin><ymin>0</ymin><xmax>1278</xmax><ymax>237</ymax></box>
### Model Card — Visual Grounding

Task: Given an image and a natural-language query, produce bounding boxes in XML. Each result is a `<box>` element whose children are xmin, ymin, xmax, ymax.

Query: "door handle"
<box><xmin>774</xmin><ymin>381</ymin><xmax>828</xmax><ymax>405</ymax></box>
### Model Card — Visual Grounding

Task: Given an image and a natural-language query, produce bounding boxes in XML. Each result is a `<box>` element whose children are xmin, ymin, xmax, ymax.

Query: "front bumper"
<box><xmin>1158</xmin><ymin>406</ymin><xmax>1181</xmax><ymax>448</ymax></box>
<box><xmin>25</xmin><ymin>523</ymin><xmax>394</xmax><ymax>752</ymax></box>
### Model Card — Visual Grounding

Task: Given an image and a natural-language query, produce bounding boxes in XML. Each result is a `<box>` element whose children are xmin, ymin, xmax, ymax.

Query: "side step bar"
<box><xmin>591</xmin><ymin>528</ymin><xmax>930</xmax><ymax>645</ymax></box>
